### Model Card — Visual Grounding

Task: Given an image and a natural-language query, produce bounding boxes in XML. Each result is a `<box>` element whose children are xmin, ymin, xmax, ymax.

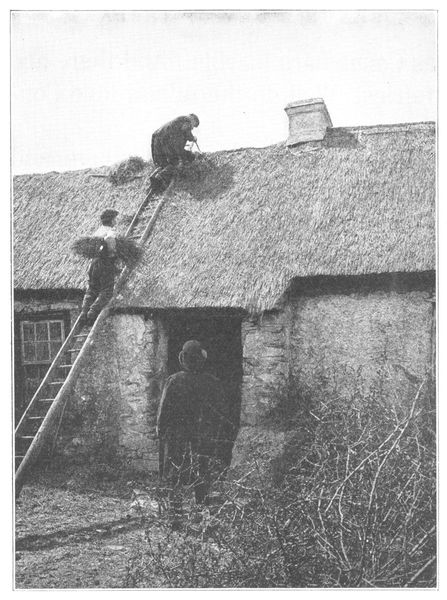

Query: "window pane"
<box><xmin>50</xmin><ymin>341</ymin><xmax>62</xmax><ymax>359</ymax></box>
<box><xmin>49</xmin><ymin>322</ymin><xmax>63</xmax><ymax>340</ymax></box>
<box><xmin>36</xmin><ymin>322</ymin><xmax>49</xmax><ymax>341</ymax></box>
<box><xmin>22</xmin><ymin>322</ymin><xmax>35</xmax><ymax>341</ymax></box>
<box><xmin>35</xmin><ymin>341</ymin><xmax>50</xmax><ymax>362</ymax></box>
<box><xmin>23</xmin><ymin>342</ymin><xmax>35</xmax><ymax>362</ymax></box>
<box><xmin>23</xmin><ymin>364</ymin><xmax>39</xmax><ymax>379</ymax></box>
<box><xmin>38</xmin><ymin>365</ymin><xmax>50</xmax><ymax>378</ymax></box>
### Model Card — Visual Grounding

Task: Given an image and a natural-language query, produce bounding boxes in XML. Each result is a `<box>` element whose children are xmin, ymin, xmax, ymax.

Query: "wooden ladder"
<box><xmin>15</xmin><ymin>183</ymin><xmax>170</xmax><ymax>496</ymax></box>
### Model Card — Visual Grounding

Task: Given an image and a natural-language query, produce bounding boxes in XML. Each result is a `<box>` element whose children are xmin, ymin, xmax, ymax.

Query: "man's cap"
<box><xmin>182</xmin><ymin>339</ymin><xmax>205</xmax><ymax>357</ymax></box>
<box><xmin>179</xmin><ymin>340</ymin><xmax>207</xmax><ymax>371</ymax></box>
<box><xmin>100</xmin><ymin>209</ymin><xmax>119</xmax><ymax>221</ymax></box>
<box><xmin>180</xmin><ymin>340</ymin><xmax>208</xmax><ymax>365</ymax></box>
<box><xmin>188</xmin><ymin>114</ymin><xmax>200</xmax><ymax>126</ymax></box>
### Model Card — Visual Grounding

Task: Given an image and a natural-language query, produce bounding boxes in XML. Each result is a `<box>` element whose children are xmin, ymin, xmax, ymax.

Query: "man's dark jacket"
<box><xmin>151</xmin><ymin>116</ymin><xmax>196</xmax><ymax>167</ymax></box>
<box><xmin>157</xmin><ymin>370</ymin><xmax>228</xmax><ymax>480</ymax></box>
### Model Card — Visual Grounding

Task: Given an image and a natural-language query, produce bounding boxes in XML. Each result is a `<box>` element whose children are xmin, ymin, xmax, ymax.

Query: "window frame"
<box><xmin>14</xmin><ymin>310</ymin><xmax>72</xmax><ymax>422</ymax></box>
<box><xmin>20</xmin><ymin>318</ymin><xmax>66</xmax><ymax>365</ymax></box>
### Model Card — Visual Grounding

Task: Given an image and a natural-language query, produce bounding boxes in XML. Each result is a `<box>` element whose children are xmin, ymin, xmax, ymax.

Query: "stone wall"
<box><xmin>61</xmin><ymin>313</ymin><xmax>168</xmax><ymax>474</ymax></box>
<box><xmin>16</xmin><ymin>274</ymin><xmax>434</xmax><ymax>476</ymax></box>
<box><xmin>64</xmin><ymin>318</ymin><xmax>121</xmax><ymax>465</ymax></box>
<box><xmin>232</xmin><ymin>275</ymin><xmax>435</xmax><ymax>473</ymax></box>
<box><xmin>114</xmin><ymin>314</ymin><xmax>168</xmax><ymax>472</ymax></box>
<box><xmin>232</xmin><ymin>311</ymin><xmax>290</xmax><ymax>469</ymax></box>
<box><xmin>289</xmin><ymin>288</ymin><xmax>434</xmax><ymax>405</ymax></box>
<box><xmin>240</xmin><ymin>311</ymin><xmax>290</xmax><ymax>425</ymax></box>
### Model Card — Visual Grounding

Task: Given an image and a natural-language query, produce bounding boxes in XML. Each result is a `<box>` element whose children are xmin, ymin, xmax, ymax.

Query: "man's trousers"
<box><xmin>81</xmin><ymin>257</ymin><xmax>116</xmax><ymax>320</ymax></box>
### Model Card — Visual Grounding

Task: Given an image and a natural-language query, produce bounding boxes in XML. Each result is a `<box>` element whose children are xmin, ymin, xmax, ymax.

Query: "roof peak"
<box><xmin>337</xmin><ymin>121</ymin><xmax>435</xmax><ymax>135</ymax></box>
<box><xmin>13</xmin><ymin>121</ymin><xmax>435</xmax><ymax>178</ymax></box>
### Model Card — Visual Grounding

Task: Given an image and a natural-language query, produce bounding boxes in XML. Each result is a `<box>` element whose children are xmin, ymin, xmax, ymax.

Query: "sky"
<box><xmin>11</xmin><ymin>10</ymin><xmax>437</xmax><ymax>174</ymax></box>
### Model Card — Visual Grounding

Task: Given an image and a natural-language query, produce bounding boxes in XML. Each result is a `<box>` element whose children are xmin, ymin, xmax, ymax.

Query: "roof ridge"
<box><xmin>334</xmin><ymin>121</ymin><xmax>435</xmax><ymax>135</ymax></box>
<box><xmin>13</xmin><ymin>121</ymin><xmax>434</xmax><ymax>178</ymax></box>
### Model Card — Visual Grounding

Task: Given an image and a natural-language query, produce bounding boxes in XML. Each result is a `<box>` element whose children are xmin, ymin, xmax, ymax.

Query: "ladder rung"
<box><xmin>75</xmin><ymin>334</ymin><xmax>89</xmax><ymax>338</ymax></box>
<box><xmin>68</xmin><ymin>348</ymin><xmax>81</xmax><ymax>353</ymax></box>
<box><xmin>27</xmin><ymin>416</ymin><xmax>44</xmax><ymax>420</ymax></box>
<box><xmin>59</xmin><ymin>364</ymin><xmax>72</xmax><ymax>369</ymax></box>
<box><xmin>18</xmin><ymin>436</ymin><xmax>34</xmax><ymax>440</ymax></box>
<box><xmin>37</xmin><ymin>398</ymin><xmax>54</xmax><ymax>403</ymax></box>
<box><xmin>49</xmin><ymin>381</ymin><xmax>65</xmax><ymax>386</ymax></box>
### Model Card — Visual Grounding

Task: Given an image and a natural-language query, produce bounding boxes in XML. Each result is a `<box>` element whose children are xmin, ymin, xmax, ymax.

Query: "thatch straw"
<box><xmin>14</xmin><ymin>162</ymin><xmax>152</xmax><ymax>290</ymax></box>
<box><xmin>71</xmin><ymin>236</ymin><xmax>103</xmax><ymax>259</ymax></box>
<box><xmin>109</xmin><ymin>156</ymin><xmax>147</xmax><ymax>186</ymax></box>
<box><xmin>14</xmin><ymin>122</ymin><xmax>435</xmax><ymax>312</ymax></box>
<box><xmin>118</xmin><ymin>122</ymin><xmax>436</xmax><ymax>312</ymax></box>
<box><xmin>71</xmin><ymin>236</ymin><xmax>143</xmax><ymax>264</ymax></box>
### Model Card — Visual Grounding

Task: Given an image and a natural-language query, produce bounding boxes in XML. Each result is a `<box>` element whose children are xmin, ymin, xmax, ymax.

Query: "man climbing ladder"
<box><xmin>15</xmin><ymin>187</ymin><xmax>169</xmax><ymax>496</ymax></box>
<box><xmin>150</xmin><ymin>113</ymin><xmax>201</xmax><ymax>192</ymax></box>
<box><xmin>79</xmin><ymin>209</ymin><xmax>119</xmax><ymax>326</ymax></box>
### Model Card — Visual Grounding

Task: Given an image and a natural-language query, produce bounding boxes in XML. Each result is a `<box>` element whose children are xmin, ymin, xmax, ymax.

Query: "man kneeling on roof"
<box><xmin>150</xmin><ymin>113</ymin><xmax>201</xmax><ymax>193</ymax></box>
<box><xmin>80</xmin><ymin>209</ymin><xmax>119</xmax><ymax>326</ymax></box>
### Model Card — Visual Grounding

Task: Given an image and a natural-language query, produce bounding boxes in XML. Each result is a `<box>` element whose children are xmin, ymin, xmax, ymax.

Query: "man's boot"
<box><xmin>149</xmin><ymin>168</ymin><xmax>164</xmax><ymax>193</ymax></box>
<box><xmin>86</xmin><ymin>311</ymin><xmax>98</xmax><ymax>327</ymax></box>
<box><xmin>78</xmin><ymin>312</ymin><xmax>89</xmax><ymax>327</ymax></box>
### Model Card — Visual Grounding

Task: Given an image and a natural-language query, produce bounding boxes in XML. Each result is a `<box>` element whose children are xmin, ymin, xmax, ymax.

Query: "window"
<box><xmin>20</xmin><ymin>320</ymin><xmax>65</xmax><ymax>364</ymax></box>
<box><xmin>15</xmin><ymin>316</ymin><xmax>68</xmax><ymax>419</ymax></box>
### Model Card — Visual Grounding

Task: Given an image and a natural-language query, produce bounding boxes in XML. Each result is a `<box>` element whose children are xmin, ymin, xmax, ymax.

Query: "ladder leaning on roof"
<box><xmin>15</xmin><ymin>182</ymin><xmax>171</xmax><ymax>497</ymax></box>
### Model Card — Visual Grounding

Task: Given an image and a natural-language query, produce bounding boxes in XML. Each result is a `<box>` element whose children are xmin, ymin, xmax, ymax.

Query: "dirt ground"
<box><xmin>14</xmin><ymin>469</ymin><xmax>159</xmax><ymax>589</ymax></box>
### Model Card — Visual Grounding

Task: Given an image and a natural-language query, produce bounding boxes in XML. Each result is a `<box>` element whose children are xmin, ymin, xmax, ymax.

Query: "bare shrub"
<box><xmin>124</xmin><ymin>374</ymin><xmax>436</xmax><ymax>588</ymax></box>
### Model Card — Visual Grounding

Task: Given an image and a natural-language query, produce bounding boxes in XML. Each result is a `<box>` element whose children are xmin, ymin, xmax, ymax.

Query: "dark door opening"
<box><xmin>166</xmin><ymin>313</ymin><xmax>243</xmax><ymax>451</ymax></box>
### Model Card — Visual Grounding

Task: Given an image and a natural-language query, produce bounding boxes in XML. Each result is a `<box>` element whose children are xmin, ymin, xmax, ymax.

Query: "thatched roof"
<box><xmin>14</xmin><ymin>122</ymin><xmax>435</xmax><ymax>312</ymax></box>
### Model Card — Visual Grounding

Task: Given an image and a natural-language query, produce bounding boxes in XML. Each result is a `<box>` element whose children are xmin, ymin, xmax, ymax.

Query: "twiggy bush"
<box><xmin>125</xmin><ymin>374</ymin><xmax>436</xmax><ymax>588</ymax></box>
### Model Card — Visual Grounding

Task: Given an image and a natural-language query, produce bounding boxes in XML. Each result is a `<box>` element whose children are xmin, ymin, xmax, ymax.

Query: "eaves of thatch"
<box><xmin>14</xmin><ymin>122</ymin><xmax>435</xmax><ymax>313</ymax></box>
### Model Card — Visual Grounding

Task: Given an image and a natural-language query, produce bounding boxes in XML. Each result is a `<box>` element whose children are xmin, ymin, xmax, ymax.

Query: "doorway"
<box><xmin>166</xmin><ymin>312</ymin><xmax>243</xmax><ymax>446</ymax></box>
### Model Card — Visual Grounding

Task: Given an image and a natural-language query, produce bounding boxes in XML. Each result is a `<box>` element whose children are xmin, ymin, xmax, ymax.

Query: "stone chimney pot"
<box><xmin>285</xmin><ymin>98</ymin><xmax>333</xmax><ymax>146</ymax></box>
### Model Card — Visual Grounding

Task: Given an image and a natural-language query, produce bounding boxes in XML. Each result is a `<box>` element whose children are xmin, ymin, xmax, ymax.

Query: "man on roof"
<box><xmin>79</xmin><ymin>209</ymin><xmax>119</xmax><ymax>326</ymax></box>
<box><xmin>150</xmin><ymin>114</ymin><xmax>200</xmax><ymax>193</ymax></box>
<box><xmin>157</xmin><ymin>339</ymin><xmax>230</xmax><ymax>528</ymax></box>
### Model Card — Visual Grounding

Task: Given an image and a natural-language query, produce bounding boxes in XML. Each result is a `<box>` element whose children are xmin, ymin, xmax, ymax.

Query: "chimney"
<box><xmin>284</xmin><ymin>98</ymin><xmax>332</xmax><ymax>146</ymax></box>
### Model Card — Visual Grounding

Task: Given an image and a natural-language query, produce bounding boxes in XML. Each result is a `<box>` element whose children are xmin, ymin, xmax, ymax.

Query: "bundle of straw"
<box><xmin>71</xmin><ymin>237</ymin><xmax>103</xmax><ymax>259</ymax></box>
<box><xmin>116</xmin><ymin>237</ymin><xmax>143</xmax><ymax>264</ymax></box>
<box><xmin>109</xmin><ymin>156</ymin><xmax>147</xmax><ymax>186</ymax></box>
<box><xmin>72</xmin><ymin>236</ymin><xmax>143</xmax><ymax>265</ymax></box>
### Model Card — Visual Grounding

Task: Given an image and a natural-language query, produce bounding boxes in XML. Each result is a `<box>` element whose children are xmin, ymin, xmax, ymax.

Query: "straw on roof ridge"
<box><xmin>14</xmin><ymin>122</ymin><xmax>435</xmax><ymax>312</ymax></box>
